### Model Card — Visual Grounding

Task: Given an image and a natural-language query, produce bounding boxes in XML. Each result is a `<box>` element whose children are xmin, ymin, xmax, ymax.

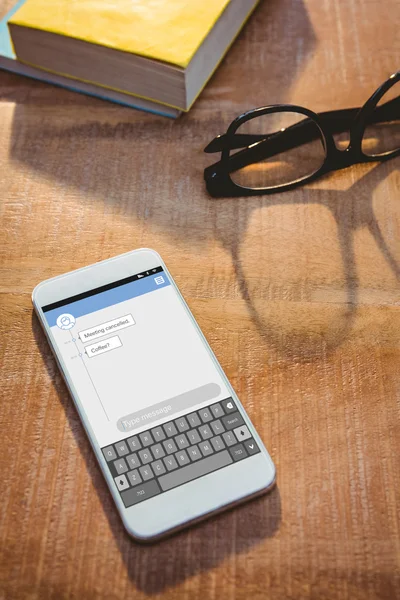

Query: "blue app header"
<box><xmin>45</xmin><ymin>273</ymin><xmax>170</xmax><ymax>327</ymax></box>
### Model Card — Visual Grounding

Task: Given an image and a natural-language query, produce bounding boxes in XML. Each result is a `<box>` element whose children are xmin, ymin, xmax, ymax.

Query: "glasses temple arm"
<box><xmin>204</xmin><ymin>116</ymin><xmax>330</xmax><ymax>179</ymax></box>
<box><xmin>204</xmin><ymin>109</ymin><xmax>355</xmax><ymax>178</ymax></box>
<box><xmin>204</xmin><ymin>108</ymin><xmax>359</xmax><ymax>156</ymax></box>
<box><xmin>204</xmin><ymin>96</ymin><xmax>399</xmax><ymax>178</ymax></box>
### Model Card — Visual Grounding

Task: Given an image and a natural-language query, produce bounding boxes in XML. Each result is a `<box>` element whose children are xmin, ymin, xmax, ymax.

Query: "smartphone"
<box><xmin>33</xmin><ymin>249</ymin><xmax>275</xmax><ymax>541</ymax></box>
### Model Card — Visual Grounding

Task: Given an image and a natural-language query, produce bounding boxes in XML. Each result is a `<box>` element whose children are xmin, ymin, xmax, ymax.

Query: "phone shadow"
<box><xmin>32</xmin><ymin>314</ymin><xmax>281</xmax><ymax>595</ymax></box>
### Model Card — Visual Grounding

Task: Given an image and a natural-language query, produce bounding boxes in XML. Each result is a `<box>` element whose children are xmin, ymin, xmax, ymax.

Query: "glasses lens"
<box><xmin>228</xmin><ymin>111</ymin><xmax>326</xmax><ymax>190</ymax></box>
<box><xmin>362</xmin><ymin>79</ymin><xmax>400</xmax><ymax>156</ymax></box>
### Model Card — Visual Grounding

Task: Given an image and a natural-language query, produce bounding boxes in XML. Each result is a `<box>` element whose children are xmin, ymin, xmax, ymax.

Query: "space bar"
<box><xmin>158</xmin><ymin>450</ymin><xmax>233</xmax><ymax>492</ymax></box>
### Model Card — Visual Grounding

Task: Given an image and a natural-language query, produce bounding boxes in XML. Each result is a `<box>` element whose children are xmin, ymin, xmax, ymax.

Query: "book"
<box><xmin>0</xmin><ymin>1</ymin><xmax>181</xmax><ymax>118</ymax></box>
<box><xmin>7</xmin><ymin>0</ymin><xmax>259</xmax><ymax>112</ymax></box>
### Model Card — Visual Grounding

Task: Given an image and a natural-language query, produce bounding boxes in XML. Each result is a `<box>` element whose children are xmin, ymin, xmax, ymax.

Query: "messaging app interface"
<box><xmin>43</xmin><ymin>267</ymin><xmax>228</xmax><ymax>447</ymax></box>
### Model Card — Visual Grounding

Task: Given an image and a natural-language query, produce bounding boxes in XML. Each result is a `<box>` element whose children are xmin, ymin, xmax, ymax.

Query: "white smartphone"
<box><xmin>32</xmin><ymin>248</ymin><xmax>275</xmax><ymax>541</ymax></box>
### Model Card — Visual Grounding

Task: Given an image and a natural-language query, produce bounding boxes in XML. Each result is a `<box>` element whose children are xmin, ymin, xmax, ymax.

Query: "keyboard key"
<box><xmin>151</xmin><ymin>426</ymin><xmax>166</xmax><ymax>442</ymax></box>
<box><xmin>175</xmin><ymin>450</ymin><xmax>190</xmax><ymax>466</ymax></box>
<box><xmin>127</xmin><ymin>435</ymin><xmax>141</xmax><ymax>452</ymax></box>
<box><xmin>115</xmin><ymin>474</ymin><xmax>130</xmax><ymax>491</ymax></box>
<box><xmin>102</xmin><ymin>445</ymin><xmax>117</xmax><ymax>462</ymax></box>
<box><xmin>139</xmin><ymin>431</ymin><xmax>154</xmax><ymax>447</ymax></box>
<box><xmin>127</xmin><ymin>469</ymin><xmax>142</xmax><ymax>486</ymax></box>
<box><xmin>175</xmin><ymin>433</ymin><xmax>189</xmax><ymax>449</ymax></box>
<box><xmin>221</xmin><ymin>398</ymin><xmax>236</xmax><ymax>413</ymax></box>
<box><xmin>126</xmin><ymin>453</ymin><xmax>140</xmax><ymax>469</ymax></box>
<box><xmin>222</xmin><ymin>411</ymin><xmax>244</xmax><ymax>431</ymax></box>
<box><xmin>114</xmin><ymin>458</ymin><xmax>128</xmax><ymax>474</ymax></box>
<box><xmin>139</xmin><ymin>464</ymin><xmax>154</xmax><ymax>481</ymax></box>
<box><xmin>121</xmin><ymin>480</ymin><xmax>161</xmax><ymax>507</ymax></box>
<box><xmin>229</xmin><ymin>443</ymin><xmax>248</xmax><ymax>462</ymax></box>
<box><xmin>187</xmin><ymin>429</ymin><xmax>201</xmax><ymax>445</ymax></box>
<box><xmin>210</xmin><ymin>403</ymin><xmax>225</xmax><ymax>418</ymax></box>
<box><xmin>223</xmin><ymin>431</ymin><xmax>236</xmax><ymax>447</ymax></box>
<box><xmin>199</xmin><ymin>424</ymin><xmax>213</xmax><ymax>440</ymax></box>
<box><xmin>175</xmin><ymin>416</ymin><xmax>189</xmax><ymax>433</ymax></box>
<box><xmin>152</xmin><ymin>459</ymin><xmax>167</xmax><ymax>475</ymax></box>
<box><xmin>115</xmin><ymin>441</ymin><xmax>129</xmax><ymax>457</ymax></box>
<box><xmin>163</xmin><ymin>421</ymin><xmax>178</xmax><ymax>437</ymax></box>
<box><xmin>233</xmin><ymin>425</ymin><xmax>251</xmax><ymax>442</ymax></box>
<box><xmin>244</xmin><ymin>438</ymin><xmax>260</xmax><ymax>455</ymax></box>
<box><xmin>158</xmin><ymin>450</ymin><xmax>233</xmax><ymax>492</ymax></box>
<box><xmin>211</xmin><ymin>435</ymin><xmax>225</xmax><ymax>452</ymax></box>
<box><xmin>163</xmin><ymin>455</ymin><xmax>178</xmax><ymax>471</ymax></box>
<box><xmin>210</xmin><ymin>419</ymin><xmax>225</xmax><ymax>435</ymax></box>
<box><xmin>199</xmin><ymin>441</ymin><xmax>214</xmax><ymax>456</ymax></box>
<box><xmin>198</xmin><ymin>407</ymin><xmax>213</xmax><ymax>423</ymax></box>
<box><xmin>187</xmin><ymin>412</ymin><xmax>201</xmax><ymax>428</ymax></box>
<box><xmin>139</xmin><ymin>448</ymin><xmax>153</xmax><ymax>464</ymax></box>
<box><xmin>151</xmin><ymin>443</ymin><xmax>166</xmax><ymax>459</ymax></box>
<box><xmin>163</xmin><ymin>439</ymin><xmax>178</xmax><ymax>454</ymax></box>
<box><xmin>188</xmin><ymin>445</ymin><xmax>202</xmax><ymax>461</ymax></box>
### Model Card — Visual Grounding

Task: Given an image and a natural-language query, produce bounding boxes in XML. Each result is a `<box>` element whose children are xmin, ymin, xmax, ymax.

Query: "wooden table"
<box><xmin>1</xmin><ymin>1</ymin><xmax>399</xmax><ymax>598</ymax></box>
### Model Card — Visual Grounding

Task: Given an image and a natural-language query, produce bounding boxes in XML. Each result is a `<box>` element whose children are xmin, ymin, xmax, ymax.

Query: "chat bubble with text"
<box><xmin>79</xmin><ymin>314</ymin><xmax>135</xmax><ymax>342</ymax></box>
<box><xmin>85</xmin><ymin>335</ymin><xmax>122</xmax><ymax>358</ymax></box>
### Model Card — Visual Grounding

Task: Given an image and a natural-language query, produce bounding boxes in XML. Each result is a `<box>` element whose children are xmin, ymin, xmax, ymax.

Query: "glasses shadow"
<box><xmin>31</xmin><ymin>314</ymin><xmax>281</xmax><ymax>595</ymax></box>
<box><xmin>217</xmin><ymin>160</ymin><xmax>400</xmax><ymax>362</ymax></box>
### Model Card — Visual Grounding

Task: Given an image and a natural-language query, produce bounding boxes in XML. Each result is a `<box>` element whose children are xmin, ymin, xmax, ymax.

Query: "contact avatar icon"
<box><xmin>56</xmin><ymin>313</ymin><xmax>76</xmax><ymax>330</ymax></box>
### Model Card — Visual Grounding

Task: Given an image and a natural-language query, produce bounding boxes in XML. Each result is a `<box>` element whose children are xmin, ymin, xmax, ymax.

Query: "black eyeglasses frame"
<box><xmin>204</xmin><ymin>71</ymin><xmax>400</xmax><ymax>197</ymax></box>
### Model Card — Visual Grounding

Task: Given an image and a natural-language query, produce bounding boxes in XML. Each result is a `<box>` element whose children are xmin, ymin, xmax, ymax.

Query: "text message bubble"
<box><xmin>85</xmin><ymin>335</ymin><xmax>122</xmax><ymax>358</ymax></box>
<box><xmin>79</xmin><ymin>314</ymin><xmax>135</xmax><ymax>342</ymax></box>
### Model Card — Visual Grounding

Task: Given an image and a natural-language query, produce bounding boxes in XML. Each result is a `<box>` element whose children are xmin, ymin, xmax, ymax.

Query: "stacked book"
<box><xmin>0</xmin><ymin>0</ymin><xmax>259</xmax><ymax>117</ymax></box>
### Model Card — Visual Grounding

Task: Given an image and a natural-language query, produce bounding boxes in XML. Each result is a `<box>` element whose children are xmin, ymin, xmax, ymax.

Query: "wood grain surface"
<box><xmin>0</xmin><ymin>1</ymin><xmax>399</xmax><ymax>598</ymax></box>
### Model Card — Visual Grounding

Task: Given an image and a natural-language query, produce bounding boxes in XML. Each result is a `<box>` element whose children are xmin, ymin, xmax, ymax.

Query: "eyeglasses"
<box><xmin>204</xmin><ymin>72</ymin><xmax>400</xmax><ymax>197</ymax></box>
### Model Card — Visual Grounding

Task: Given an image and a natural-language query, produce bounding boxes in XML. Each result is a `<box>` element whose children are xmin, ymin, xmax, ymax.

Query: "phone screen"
<box><xmin>42</xmin><ymin>266</ymin><xmax>230</xmax><ymax>449</ymax></box>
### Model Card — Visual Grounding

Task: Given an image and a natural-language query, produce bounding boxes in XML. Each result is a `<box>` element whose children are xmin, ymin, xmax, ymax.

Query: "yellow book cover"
<box><xmin>8</xmin><ymin>0</ymin><xmax>233</xmax><ymax>68</ymax></box>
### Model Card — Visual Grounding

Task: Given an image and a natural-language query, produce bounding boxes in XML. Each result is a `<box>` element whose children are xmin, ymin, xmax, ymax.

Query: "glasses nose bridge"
<box><xmin>330</xmin><ymin>141</ymin><xmax>355</xmax><ymax>168</ymax></box>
